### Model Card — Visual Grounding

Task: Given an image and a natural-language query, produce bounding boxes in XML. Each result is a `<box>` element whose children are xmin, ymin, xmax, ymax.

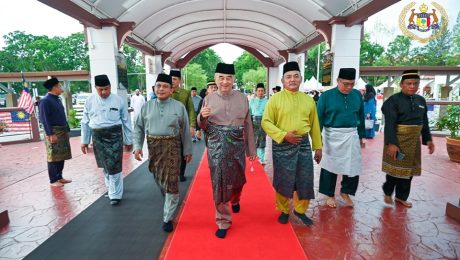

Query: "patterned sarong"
<box><xmin>207</xmin><ymin>124</ymin><xmax>246</xmax><ymax>204</ymax></box>
<box><xmin>382</xmin><ymin>125</ymin><xmax>422</xmax><ymax>178</ymax></box>
<box><xmin>147</xmin><ymin>135</ymin><xmax>181</xmax><ymax>194</ymax></box>
<box><xmin>45</xmin><ymin>125</ymin><xmax>72</xmax><ymax>162</ymax></box>
<box><xmin>92</xmin><ymin>125</ymin><xmax>123</xmax><ymax>175</ymax></box>
<box><xmin>272</xmin><ymin>136</ymin><xmax>314</xmax><ymax>200</ymax></box>
<box><xmin>252</xmin><ymin>116</ymin><xmax>266</xmax><ymax>148</ymax></box>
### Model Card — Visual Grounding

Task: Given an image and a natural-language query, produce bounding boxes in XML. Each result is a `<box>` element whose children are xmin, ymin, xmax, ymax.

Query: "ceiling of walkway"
<box><xmin>39</xmin><ymin>0</ymin><xmax>400</xmax><ymax>67</ymax></box>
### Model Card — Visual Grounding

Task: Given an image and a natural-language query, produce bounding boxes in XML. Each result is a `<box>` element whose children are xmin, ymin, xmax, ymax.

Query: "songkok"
<box><xmin>170</xmin><ymin>70</ymin><xmax>181</xmax><ymax>78</ymax></box>
<box><xmin>43</xmin><ymin>77</ymin><xmax>59</xmax><ymax>89</ymax></box>
<box><xmin>215</xmin><ymin>63</ymin><xmax>235</xmax><ymax>75</ymax></box>
<box><xmin>338</xmin><ymin>68</ymin><xmax>356</xmax><ymax>80</ymax></box>
<box><xmin>401</xmin><ymin>70</ymin><xmax>420</xmax><ymax>82</ymax></box>
<box><xmin>207</xmin><ymin>81</ymin><xmax>216</xmax><ymax>86</ymax></box>
<box><xmin>156</xmin><ymin>73</ymin><xmax>172</xmax><ymax>85</ymax></box>
<box><xmin>191</xmin><ymin>87</ymin><xmax>197</xmax><ymax>91</ymax></box>
<box><xmin>272</xmin><ymin>86</ymin><xmax>281</xmax><ymax>92</ymax></box>
<box><xmin>256</xmin><ymin>83</ymin><xmax>265</xmax><ymax>89</ymax></box>
<box><xmin>94</xmin><ymin>74</ymin><xmax>111</xmax><ymax>86</ymax></box>
<box><xmin>283</xmin><ymin>62</ymin><xmax>300</xmax><ymax>75</ymax></box>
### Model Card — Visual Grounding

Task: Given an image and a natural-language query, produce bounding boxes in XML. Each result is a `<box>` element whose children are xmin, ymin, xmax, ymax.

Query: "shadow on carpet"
<box><xmin>24</xmin><ymin>142</ymin><xmax>205</xmax><ymax>260</ymax></box>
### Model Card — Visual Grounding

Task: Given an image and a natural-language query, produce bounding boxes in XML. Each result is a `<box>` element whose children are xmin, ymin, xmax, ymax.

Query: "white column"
<box><xmin>330</xmin><ymin>24</ymin><xmax>362</xmax><ymax>86</ymax></box>
<box><xmin>86</xmin><ymin>26</ymin><xmax>120</xmax><ymax>94</ymax></box>
<box><xmin>145</xmin><ymin>55</ymin><xmax>164</xmax><ymax>100</ymax></box>
<box><xmin>267</xmin><ymin>67</ymin><xmax>280</xmax><ymax>95</ymax></box>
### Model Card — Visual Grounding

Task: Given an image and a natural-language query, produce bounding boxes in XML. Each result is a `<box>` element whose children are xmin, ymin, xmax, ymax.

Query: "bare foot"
<box><xmin>326</xmin><ymin>197</ymin><xmax>337</xmax><ymax>208</ymax></box>
<box><xmin>50</xmin><ymin>181</ymin><xmax>64</xmax><ymax>187</ymax></box>
<box><xmin>340</xmin><ymin>193</ymin><xmax>354</xmax><ymax>207</ymax></box>
<box><xmin>384</xmin><ymin>195</ymin><xmax>394</xmax><ymax>205</ymax></box>
<box><xmin>395</xmin><ymin>198</ymin><xmax>412</xmax><ymax>208</ymax></box>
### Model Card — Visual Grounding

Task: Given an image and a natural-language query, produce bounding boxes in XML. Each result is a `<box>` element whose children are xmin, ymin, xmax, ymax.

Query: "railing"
<box><xmin>0</xmin><ymin>107</ymin><xmax>40</xmax><ymax>145</ymax></box>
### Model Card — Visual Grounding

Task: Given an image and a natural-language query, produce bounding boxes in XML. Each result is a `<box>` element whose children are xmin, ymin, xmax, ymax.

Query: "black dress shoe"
<box><xmin>231</xmin><ymin>203</ymin><xmax>240</xmax><ymax>213</ymax></box>
<box><xmin>104</xmin><ymin>192</ymin><xmax>109</xmax><ymax>198</ymax></box>
<box><xmin>278</xmin><ymin>212</ymin><xmax>289</xmax><ymax>224</ymax></box>
<box><xmin>110</xmin><ymin>199</ymin><xmax>121</xmax><ymax>206</ymax></box>
<box><xmin>163</xmin><ymin>221</ymin><xmax>173</xmax><ymax>233</ymax></box>
<box><xmin>179</xmin><ymin>175</ymin><xmax>186</xmax><ymax>182</ymax></box>
<box><xmin>294</xmin><ymin>211</ymin><xmax>313</xmax><ymax>226</ymax></box>
<box><xmin>215</xmin><ymin>229</ymin><xmax>227</xmax><ymax>238</ymax></box>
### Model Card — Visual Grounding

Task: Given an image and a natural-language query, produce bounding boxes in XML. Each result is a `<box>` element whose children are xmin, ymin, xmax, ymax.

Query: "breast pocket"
<box><xmin>108</xmin><ymin>109</ymin><xmax>120</xmax><ymax>121</ymax></box>
<box><xmin>164</xmin><ymin>115</ymin><xmax>180</xmax><ymax>128</ymax></box>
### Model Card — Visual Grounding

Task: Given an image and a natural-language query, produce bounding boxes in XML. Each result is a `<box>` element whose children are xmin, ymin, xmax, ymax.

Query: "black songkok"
<box><xmin>215</xmin><ymin>63</ymin><xmax>235</xmax><ymax>75</ymax></box>
<box><xmin>43</xmin><ymin>77</ymin><xmax>59</xmax><ymax>90</ymax></box>
<box><xmin>283</xmin><ymin>62</ymin><xmax>300</xmax><ymax>75</ymax></box>
<box><xmin>170</xmin><ymin>70</ymin><xmax>181</xmax><ymax>78</ymax></box>
<box><xmin>401</xmin><ymin>70</ymin><xmax>420</xmax><ymax>82</ymax></box>
<box><xmin>272</xmin><ymin>86</ymin><xmax>281</xmax><ymax>92</ymax></box>
<box><xmin>94</xmin><ymin>74</ymin><xmax>111</xmax><ymax>86</ymax></box>
<box><xmin>156</xmin><ymin>73</ymin><xmax>172</xmax><ymax>85</ymax></box>
<box><xmin>256</xmin><ymin>83</ymin><xmax>265</xmax><ymax>89</ymax></box>
<box><xmin>338</xmin><ymin>68</ymin><xmax>356</xmax><ymax>80</ymax></box>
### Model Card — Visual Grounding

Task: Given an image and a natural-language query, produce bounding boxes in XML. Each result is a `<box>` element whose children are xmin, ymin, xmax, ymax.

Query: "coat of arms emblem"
<box><xmin>399</xmin><ymin>2</ymin><xmax>448</xmax><ymax>43</ymax></box>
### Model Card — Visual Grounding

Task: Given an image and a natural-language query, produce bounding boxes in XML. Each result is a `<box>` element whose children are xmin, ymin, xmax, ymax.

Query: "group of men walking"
<box><xmin>39</xmin><ymin>60</ymin><xmax>434</xmax><ymax>239</ymax></box>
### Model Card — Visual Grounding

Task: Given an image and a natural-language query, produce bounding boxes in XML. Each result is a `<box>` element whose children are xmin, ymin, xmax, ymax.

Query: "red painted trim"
<box><xmin>37</xmin><ymin>0</ymin><xmax>101</xmax><ymax>28</ymax></box>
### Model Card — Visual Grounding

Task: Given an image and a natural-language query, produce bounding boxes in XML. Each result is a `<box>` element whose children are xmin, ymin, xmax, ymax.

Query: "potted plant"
<box><xmin>0</xmin><ymin>120</ymin><xmax>7</xmax><ymax>135</ymax></box>
<box><xmin>436</xmin><ymin>105</ymin><xmax>460</xmax><ymax>162</ymax></box>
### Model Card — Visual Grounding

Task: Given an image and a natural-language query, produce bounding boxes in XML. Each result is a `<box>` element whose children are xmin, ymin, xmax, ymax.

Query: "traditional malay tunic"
<box><xmin>81</xmin><ymin>91</ymin><xmax>132</xmax><ymax>200</ymax></box>
<box><xmin>262</xmin><ymin>89</ymin><xmax>322</xmax><ymax>213</ymax></box>
<box><xmin>133</xmin><ymin>97</ymin><xmax>192</xmax><ymax>223</ymax></box>
<box><xmin>198</xmin><ymin>90</ymin><xmax>255</xmax><ymax>230</ymax></box>
<box><xmin>39</xmin><ymin>86</ymin><xmax>72</xmax><ymax>184</ymax></box>
<box><xmin>249</xmin><ymin>95</ymin><xmax>268</xmax><ymax>163</ymax></box>
<box><xmin>317</xmin><ymin>86</ymin><xmax>365</xmax><ymax>197</ymax></box>
<box><xmin>381</xmin><ymin>92</ymin><xmax>431</xmax><ymax>200</ymax></box>
<box><xmin>170</xmin><ymin>70</ymin><xmax>196</xmax><ymax>181</ymax></box>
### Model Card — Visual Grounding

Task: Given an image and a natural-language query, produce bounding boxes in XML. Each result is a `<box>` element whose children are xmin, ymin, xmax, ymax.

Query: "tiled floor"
<box><xmin>1</xmin><ymin>133</ymin><xmax>459</xmax><ymax>259</ymax></box>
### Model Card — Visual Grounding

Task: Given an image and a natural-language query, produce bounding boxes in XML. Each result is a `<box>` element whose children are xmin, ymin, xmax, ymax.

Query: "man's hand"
<box><xmin>190</xmin><ymin>128</ymin><xmax>195</xmax><ymax>138</ymax></box>
<box><xmin>124</xmin><ymin>144</ymin><xmax>133</xmax><ymax>152</ymax></box>
<box><xmin>46</xmin><ymin>134</ymin><xmax>58</xmax><ymax>144</ymax></box>
<box><xmin>314</xmin><ymin>149</ymin><xmax>322</xmax><ymax>164</ymax></box>
<box><xmin>134</xmin><ymin>149</ymin><xmax>143</xmax><ymax>161</ymax></box>
<box><xmin>184</xmin><ymin>154</ymin><xmax>192</xmax><ymax>163</ymax></box>
<box><xmin>427</xmin><ymin>141</ymin><xmax>435</xmax><ymax>154</ymax></box>
<box><xmin>200</xmin><ymin>102</ymin><xmax>211</xmax><ymax>119</ymax></box>
<box><xmin>248</xmin><ymin>155</ymin><xmax>257</xmax><ymax>161</ymax></box>
<box><xmin>284</xmin><ymin>130</ymin><xmax>302</xmax><ymax>145</ymax></box>
<box><xmin>386</xmin><ymin>144</ymin><xmax>399</xmax><ymax>160</ymax></box>
<box><xmin>360</xmin><ymin>139</ymin><xmax>365</xmax><ymax>148</ymax></box>
<box><xmin>81</xmin><ymin>144</ymin><xmax>89</xmax><ymax>154</ymax></box>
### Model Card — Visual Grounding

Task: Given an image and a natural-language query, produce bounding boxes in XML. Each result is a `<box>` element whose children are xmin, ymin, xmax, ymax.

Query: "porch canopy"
<box><xmin>38</xmin><ymin>0</ymin><xmax>399</xmax><ymax>68</ymax></box>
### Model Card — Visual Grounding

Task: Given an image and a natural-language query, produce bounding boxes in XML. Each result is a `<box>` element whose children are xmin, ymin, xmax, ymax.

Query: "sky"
<box><xmin>0</xmin><ymin>0</ymin><xmax>459</xmax><ymax>63</ymax></box>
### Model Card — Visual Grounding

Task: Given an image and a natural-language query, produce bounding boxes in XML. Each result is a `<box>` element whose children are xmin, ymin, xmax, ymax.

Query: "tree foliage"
<box><xmin>122</xmin><ymin>44</ymin><xmax>145</xmax><ymax>91</ymax></box>
<box><xmin>242</xmin><ymin>67</ymin><xmax>266</xmax><ymax>92</ymax></box>
<box><xmin>183</xmin><ymin>63</ymin><xmax>207</xmax><ymax>90</ymax></box>
<box><xmin>188</xmin><ymin>48</ymin><xmax>222</xmax><ymax>82</ymax></box>
<box><xmin>234</xmin><ymin>51</ymin><xmax>263</xmax><ymax>86</ymax></box>
<box><xmin>304</xmin><ymin>42</ymin><xmax>327</xmax><ymax>81</ymax></box>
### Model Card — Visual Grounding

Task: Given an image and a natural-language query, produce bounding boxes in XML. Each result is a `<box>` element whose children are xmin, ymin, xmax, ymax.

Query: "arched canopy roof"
<box><xmin>39</xmin><ymin>0</ymin><xmax>400</xmax><ymax>67</ymax></box>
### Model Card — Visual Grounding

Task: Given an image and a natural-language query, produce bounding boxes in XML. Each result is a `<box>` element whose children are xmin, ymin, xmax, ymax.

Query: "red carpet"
<box><xmin>165</xmin><ymin>153</ymin><xmax>308</xmax><ymax>260</ymax></box>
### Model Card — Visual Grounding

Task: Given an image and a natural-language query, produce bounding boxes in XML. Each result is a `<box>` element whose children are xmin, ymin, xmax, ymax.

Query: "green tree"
<box><xmin>188</xmin><ymin>48</ymin><xmax>223</xmax><ymax>81</ymax></box>
<box><xmin>447</xmin><ymin>11</ymin><xmax>460</xmax><ymax>66</ymax></box>
<box><xmin>242</xmin><ymin>67</ymin><xmax>266</xmax><ymax>92</ymax></box>
<box><xmin>183</xmin><ymin>63</ymin><xmax>207</xmax><ymax>90</ymax></box>
<box><xmin>376</xmin><ymin>35</ymin><xmax>412</xmax><ymax>66</ymax></box>
<box><xmin>304</xmin><ymin>42</ymin><xmax>327</xmax><ymax>82</ymax></box>
<box><xmin>122</xmin><ymin>44</ymin><xmax>145</xmax><ymax>92</ymax></box>
<box><xmin>360</xmin><ymin>33</ymin><xmax>384</xmax><ymax>66</ymax></box>
<box><xmin>234</xmin><ymin>52</ymin><xmax>263</xmax><ymax>86</ymax></box>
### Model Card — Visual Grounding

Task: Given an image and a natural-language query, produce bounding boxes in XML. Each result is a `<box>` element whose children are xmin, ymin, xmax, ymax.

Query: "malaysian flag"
<box><xmin>17</xmin><ymin>73</ymin><xmax>34</xmax><ymax>115</ymax></box>
<box><xmin>0</xmin><ymin>111</ymin><xmax>31</xmax><ymax>132</ymax></box>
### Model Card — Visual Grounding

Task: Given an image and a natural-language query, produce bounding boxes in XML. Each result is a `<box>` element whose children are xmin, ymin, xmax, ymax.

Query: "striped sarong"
<box><xmin>382</xmin><ymin>125</ymin><xmax>422</xmax><ymax>178</ymax></box>
<box><xmin>272</xmin><ymin>136</ymin><xmax>314</xmax><ymax>200</ymax></box>
<box><xmin>252</xmin><ymin>115</ymin><xmax>266</xmax><ymax>148</ymax></box>
<box><xmin>207</xmin><ymin>124</ymin><xmax>246</xmax><ymax>204</ymax></box>
<box><xmin>92</xmin><ymin>125</ymin><xmax>123</xmax><ymax>175</ymax></box>
<box><xmin>147</xmin><ymin>135</ymin><xmax>181</xmax><ymax>194</ymax></box>
<box><xmin>45</xmin><ymin>125</ymin><xmax>72</xmax><ymax>162</ymax></box>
